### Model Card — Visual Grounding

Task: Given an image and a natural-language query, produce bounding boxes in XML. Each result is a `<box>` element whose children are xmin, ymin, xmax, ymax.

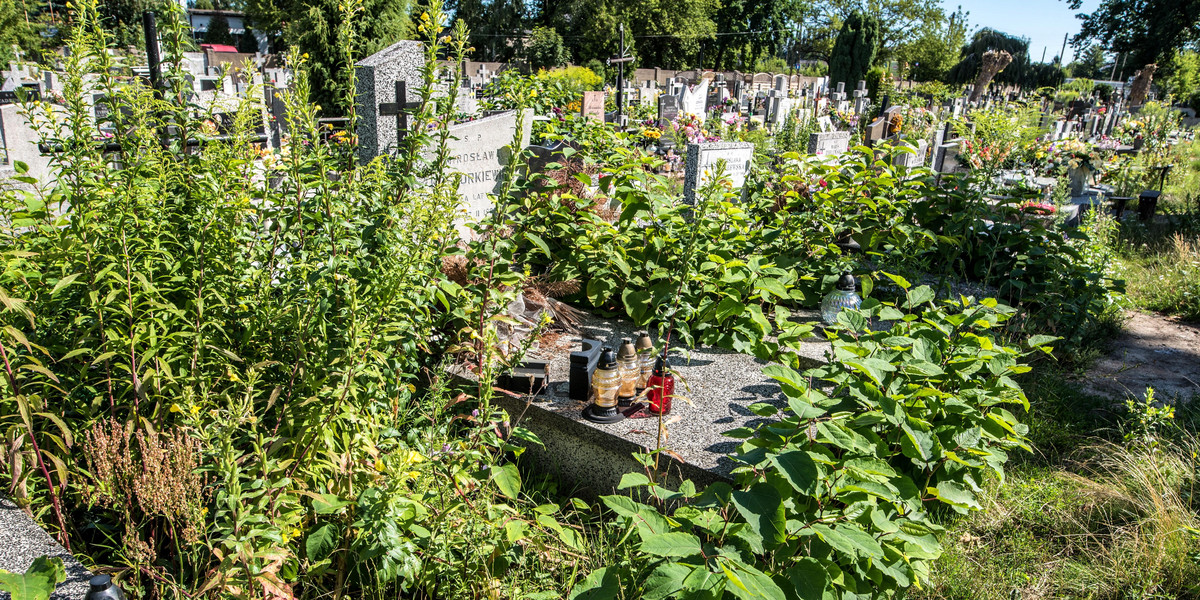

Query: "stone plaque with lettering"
<box><xmin>581</xmin><ymin>91</ymin><xmax>605</xmax><ymax>121</ymax></box>
<box><xmin>445</xmin><ymin>108</ymin><xmax>534</xmax><ymax>225</ymax></box>
<box><xmin>683</xmin><ymin>142</ymin><xmax>755</xmax><ymax>204</ymax></box>
<box><xmin>808</xmin><ymin>131</ymin><xmax>851</xmax><ymax>157</ymax></box>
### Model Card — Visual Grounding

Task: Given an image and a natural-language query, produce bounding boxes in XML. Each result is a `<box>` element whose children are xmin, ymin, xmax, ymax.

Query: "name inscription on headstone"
<box><xmin>443</xmin><ymin>109</ymin><xmax>534</xmax><ymax>223</ymax></box>
<box><xmin>683</xmin><ymin>142</ymin><xmax>755</xmax><ymax>204</ymax></box>
<box><xmin>581</xmin><ymin>91</ymin><xmax>604</xmax><ymax>121</ymax></box>
<box><xmin>808</xmin><ymin>131</ymin><xmax>851</xmax><ymax>157</ymax></box>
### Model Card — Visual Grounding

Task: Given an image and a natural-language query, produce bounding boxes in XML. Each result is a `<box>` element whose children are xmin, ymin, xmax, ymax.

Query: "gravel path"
<box><xmin>0</xmin><ymin>496</ymin><xmax>92</xmax><ymax>600</ymax></box>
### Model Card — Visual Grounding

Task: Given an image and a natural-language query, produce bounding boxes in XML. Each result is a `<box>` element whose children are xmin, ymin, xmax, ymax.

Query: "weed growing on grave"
<box><xmin>572</xmin><ymin>279</ymin><xmax>1048</xmax><ymax>597</ymax></box>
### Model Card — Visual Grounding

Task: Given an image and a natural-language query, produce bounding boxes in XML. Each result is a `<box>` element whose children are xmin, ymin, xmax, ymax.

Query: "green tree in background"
<box><xmin>1069</xmin><ymin>44</ymin><xmax>1109</xmax><ymax>79</ymax></box>
<box><xmin>453</xmin><ymin>0</ymin><xmax>525</xmax><ymax>61</ymax></box>
<box><xmin>816</xmin><ymin>0</ymin><xmax>943</xmax><ymax>64</ymax></box>
<box><xmin>828</xmin><ymin>10</ymin><xmax>879</xmax><ymax>89</ymax></box>
<box><xmin>1164</xmin><ymin>50</ymin><xmax>1200</xmax><ymax>108</ymax></box>
<box><xmin>204</xmin><ymin>13</ymin><xmax>236</xmax><ymax>45</ymax></box>
<box><xmin>1070</xmin><ymin>0</ymin><xmax>1200</xmax><ymax>67</ymax></box>
<box><xmin>236</xmin><ymin>30</ymin><xmax>260</xmax><ymax>53</ymax></box>
<box><xmin>97</xmin><ymin>0</ymin><xmax>154</xmax><ymax>46</ymax></box>
<box><xmin>895</xmin><ymin>4</ymin><xmax>967</xmax><ymax>81</ymax></box>
<box><xmin>0</xmin><ymin>0</ymin><xmax>38</xmax><ymax>65</ymax></box>
<box><xmin>526</xmin><ymin>25</ymin><xmax>566</xmax><ymax>70</ymax></box>
<box><xmin>710</xmin><ymin>0</ymin><xmax>805</xmax><ymax>71</ymax></box>
<box><xmin>243</xmin><ymin>0</ymin><xmax>412</xmax><ymax>115</ymax></box>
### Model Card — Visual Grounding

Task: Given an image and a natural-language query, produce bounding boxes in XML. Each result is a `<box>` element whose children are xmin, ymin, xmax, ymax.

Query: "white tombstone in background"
<box><xmin>680</xmin><ymin>80</ymin><xmax>709</xmax><ymax>123</ymax></box>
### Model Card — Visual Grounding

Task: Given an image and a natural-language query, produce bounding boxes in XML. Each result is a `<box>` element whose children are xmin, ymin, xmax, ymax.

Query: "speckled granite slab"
<box><xmin>488</xmin><ymin>309</ymin><xmax>834</xmax><ymax>497</ymax></box>
<box><xmin>0</xmin><ymin>496</ymin><xmax>92</xmax><ymax>600</ymax></box>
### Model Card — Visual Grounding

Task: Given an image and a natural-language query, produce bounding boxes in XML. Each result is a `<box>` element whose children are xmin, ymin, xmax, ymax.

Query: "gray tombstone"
<box><xmin>808</xmin><ymin>131</ymin><xmax>852</xmax><ymax>157</ymax></box>
<box><xmin>893</xmin><ymin>139</ymin><xmax>928</xmax><ymax>169</ymax></box>
<box><xmin>933</xmin><ymin>140</ymin><xmax>962</xmax><ymax>173</ymax></box>
<box><xmin>683</xmin><ymin>142</ymin><xmax>755</xmax><ymax>204</ymax></box>
<box><xmin>866</xmin><ymin>117</ymin><xmax>888</xmax><ymax>146</ymax></box>
<box><xmin>355</xmin><ymin>40</ymin><xmax>427</xmax><ymax>163</ymax></box>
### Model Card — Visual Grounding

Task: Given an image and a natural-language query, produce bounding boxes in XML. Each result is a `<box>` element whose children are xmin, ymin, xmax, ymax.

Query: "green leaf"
<box><xmin>843</xmin><ymin>357</ymin><xmax>896</xmax><ymax>387</ymax></box>
<box><xmin>881</xmin><ymin>272</ymin><xmax>911</xmax><ymax>290</ymax></box>
<box><xmin>1027</xmin><ymin>334</ymin><xmax>1058</xmax><ymax>348</ymax></box>
<box><xmin>731</xmin><ymin>483</ymin><xmax>785</xmax><ymax>550</ymax></box>
<box><xmin>811</xmin><ymin>523</ymin><xmax>858</xmax><ymax>559</ymax></box>
<box><xmin>0</xmin><ymin>556</ymin><xmax>65</xmax><ymax>600</ymax></box>
<box><xmin>622</xmin><ymin>289</ymin><xmax>655</xmax><ymax>324</ymax></box>
<box><xmin>903</xmin><ymin>285</ymin><xmax>936</xmax><ymax>308</ymax></box>
<box><xmin>305</xmin><ymin>523</ymin><xmax>338</xmax><ymax>561</ymax></box>
<box><xmin>837</xmin><ymin>522</ymin><xmax>885</xmax><ymax>559</ymax></box>
<box><xmin>930</xmin><ymin>480</ymin><xmax>981</xmax><ymax>513</ymax></box>
<box><xmin>640</xmin><ymin>532</ymin><xmax>703</xmax><ymax>558</ymax></box>
<box><xmin>753</xmin><ymin>277</ymin><xmax>788</xmax><ymax>299</ymax></box>
<box><xmin>569</xmin><ymin>566</ymin><xmax>621</xmax><ymax>600</ymax></box>
<box><xmin>722</xmin><ymin>560</ymin><xmax>786</xmax><ymax>600</ymax></box>
<box><xmin>816</xmin><ymin>421</ymin><xmax>872</xmax><ymax>454</ymax></box>
<box><xmin>642</xmin><ymin>563</ymin><xmax>691</xmax><ymax>600</ymax></box>
<box><xmin>49</xmin><ymin>274</ymin><xmax>81</xmax><ymax>297</ymax></box>
<box><xmin>504</xmin><ymin>520</ymin><xmax>529</xmax><ymax>543</ymax></box>
<box><xmin>769</xmin><ymin>450</ymin><xmax>819</xmax><ymax>495</ymax></box>
<box><xmin>715</xmin><ymin>296</ymin><xmax>746</xmax><ymax>322</ymax></box>
<box><xmin>524</xmin><ymin>232</ymin><xmax>552</xmax><ymax>257</ymax></box>
<box><xmin>493</xmin><ymin>463</ymin><xmax>522</xmax><ymax>499</ymax></box>
<box><xmin>618</xmin><ymin>472</ymin><xmax>651</xmax><ymax>489</ymax></box>
<box><xmin>786</xmin><ymin>558</ymin><xmax>829</xmax><ymax>600</ymax></box>
<box><xmin>312</xmin><ymin>494</ymin><xmax>350</xmax><ymax>515</ymax></box>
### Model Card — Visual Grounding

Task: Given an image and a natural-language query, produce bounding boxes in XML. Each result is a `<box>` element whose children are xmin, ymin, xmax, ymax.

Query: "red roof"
<box><xmin>201</xmin><ymin>44</ymin><xmax>239</xmax><ymax>53</ymax></box>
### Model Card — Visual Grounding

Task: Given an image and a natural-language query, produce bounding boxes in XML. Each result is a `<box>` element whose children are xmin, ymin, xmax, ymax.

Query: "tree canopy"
<box><xmin>1070</xmin><ymin>0</ymin><xmax>1200</xmax><ymax>67</ymax></box>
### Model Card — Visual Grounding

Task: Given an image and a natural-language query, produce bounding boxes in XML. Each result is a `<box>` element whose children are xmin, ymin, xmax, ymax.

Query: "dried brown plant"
<box><xmin>82</xmin><ymin>419</ymin><xmax>208</xmax><ymax>558</ymax></box>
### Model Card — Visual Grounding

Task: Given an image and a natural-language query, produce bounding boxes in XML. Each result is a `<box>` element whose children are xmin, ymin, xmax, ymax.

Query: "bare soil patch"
<box><xmin>1081</xmin><ymin>311</ymin><xmax>1200</xmax><ymax>402</ymax></box>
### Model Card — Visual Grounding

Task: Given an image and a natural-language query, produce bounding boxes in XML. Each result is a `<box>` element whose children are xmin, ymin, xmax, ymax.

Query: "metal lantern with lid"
<box><xmin>820</xmin><ymin>272</ymin><xmax>862</xmax><ymax>325</ymax></box>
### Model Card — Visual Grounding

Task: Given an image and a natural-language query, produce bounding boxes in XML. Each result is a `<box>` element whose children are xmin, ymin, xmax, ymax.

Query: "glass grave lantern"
<box><xmin>582</xmin><ymin>347</ymin><xmax>624</xmax><ymax>423</ymax></box>
<box><xmin>820</xmin><ymin>272</ymin><xmax>862</xmax><ymax>325</ymax></box>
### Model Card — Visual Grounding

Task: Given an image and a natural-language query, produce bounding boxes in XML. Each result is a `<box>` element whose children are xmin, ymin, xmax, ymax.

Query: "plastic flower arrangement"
<box><xmin>671</xmin><ymin>113</ymin><xmax>719</xmax><ymax>144</ymax></box>
<box><xmin>1043</xmin><ymin>139</ymin><xmax>1103</xmax><ymax>174</ymax></box>
<box><xmin>898</xmin><ymin>106</ymin><xmax>937</xmax><ymax>140</ymax></box>
<box><xmin>1019</xmin><ymin>200</ymin><xmax>1056</xmax><ymax>215</ymax></box>
<box><xmin>641</xmin><ymin>127</ymin><xmax>663</xmax><ymax>141</ymax></box>
<box><xmin>831</xmin><ymin>109</ymin><xmax>859</xmax><ymax>129</ymax></box>
<box><xmin>960</xmin><ymin>138</ymin><xmax>1015</xmax><ymax>171</ymax></box>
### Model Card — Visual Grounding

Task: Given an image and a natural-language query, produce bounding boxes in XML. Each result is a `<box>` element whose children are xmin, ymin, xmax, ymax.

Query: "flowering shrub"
<box><xmin>960</xmin><ymin>137</ymin><xmax>1015</xmax><ymax>170</ymax></box>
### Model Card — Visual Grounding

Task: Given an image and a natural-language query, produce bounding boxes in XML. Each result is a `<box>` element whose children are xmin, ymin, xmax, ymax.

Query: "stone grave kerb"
<box><xmin>355</xmin><ymin>40</ymin><xmax>427</xmax><ymax>164</ymax></box>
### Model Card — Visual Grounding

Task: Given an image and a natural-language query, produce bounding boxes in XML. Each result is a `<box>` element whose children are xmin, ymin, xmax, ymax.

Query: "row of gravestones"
<box><xmin>350</xmin><ymin>40</ymin><xmax>1071</xmax><ymax>240</ymax></box>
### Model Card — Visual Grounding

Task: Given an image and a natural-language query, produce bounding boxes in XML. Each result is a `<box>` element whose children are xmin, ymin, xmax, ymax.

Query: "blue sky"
<box><xmin>940</xmin><ymin>0</ymin><xmax>1102</xmax><ymax>64</ymax></box>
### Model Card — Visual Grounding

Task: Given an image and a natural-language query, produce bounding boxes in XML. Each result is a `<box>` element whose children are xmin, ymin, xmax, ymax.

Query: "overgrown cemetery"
<box><xmin>3</xmin><ymin>0</ymin><xmax>1200</xmax><ymax>598</ymax></box>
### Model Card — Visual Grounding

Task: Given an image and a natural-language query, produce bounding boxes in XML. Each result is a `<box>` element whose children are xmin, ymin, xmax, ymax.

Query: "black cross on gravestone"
<box><xmin>378</xmin><ymin>80</ymin><xmax>422</xmax><ymax>142</ymax></box>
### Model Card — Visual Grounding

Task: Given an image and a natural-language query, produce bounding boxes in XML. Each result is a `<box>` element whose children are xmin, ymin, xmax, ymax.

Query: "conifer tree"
<box><xmin>828</xmin><ymin>11</ymin><xmax>880</xmax><ymax>89</ymax></box>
